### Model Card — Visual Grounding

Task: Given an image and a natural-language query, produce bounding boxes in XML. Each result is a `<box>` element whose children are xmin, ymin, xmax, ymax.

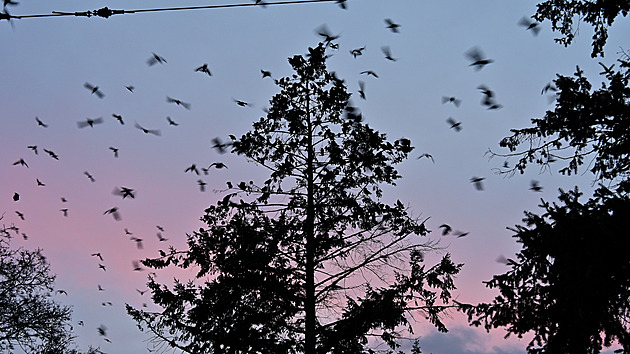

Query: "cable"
<box><xmin>1</xmin><ymin>0</ymin><xmax>341</xmax><ymax>21</ymax></box>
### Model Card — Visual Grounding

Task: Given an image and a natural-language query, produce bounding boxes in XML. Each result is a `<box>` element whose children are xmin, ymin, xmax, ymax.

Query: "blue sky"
<box><xmin>1</xmin><ymin>0</ymin><xmax>628</xmax><ymax>352</ymax></box>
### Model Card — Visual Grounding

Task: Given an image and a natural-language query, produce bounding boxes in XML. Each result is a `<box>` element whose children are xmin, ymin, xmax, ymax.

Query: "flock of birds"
<box><xmin>3</xmin><ymin>11</ymin><xmax>552</xmax><ymax>349</ymax></box>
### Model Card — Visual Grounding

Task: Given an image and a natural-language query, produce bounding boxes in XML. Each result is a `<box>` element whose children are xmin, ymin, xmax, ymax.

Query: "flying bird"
<box><xmin>77</xmin><ymin>117</ymin><xmax>104</xmax><ymax>128</ymax></box>
<box><xmin>439</xmin><ymin>224</ymin><xmax>452</xmax><ymax>236</ymax></box>
<box><xmin>465</xmin><ymin>47</ymin><xmax>494</xmax><ymax>70</ymax></box>
<box><xmin>233</xmin><ymin>98</ymin><xmax>251</xmax><ymax>107</ymax></box>
<box><xmin>156</xmin><ymin>225</ymin><xmax>165</xmax><ymax>232</ymax></box>
<box><xmin>12</xmin><ymin>158</ymin><xmax>28</xmax><ymax>168</ymax></box>
<box><xmin>132</xmin><ymin>260</ymin><xmax>143</xmax><ymax>271</ymax></box>
<box><xmin>112</xmin><ymin>114</ymin><xmax>124</xmax><ymax>125</ymax></box>
<box><xmin>518</xmin><ymin>16</ymin><xmax>541</xmax><ymax>35</ymax></box>
<box><xmin>134</xmin><ymin>122</ymin><xmax>161</xmax><ymax>136</ymax></box>
<box><xmin>136</xmin><ymin>288</ymin><xmax>148</xmax><ymax>295</ymax></box>
<box><xmin>212</xmin><ymin>137</ymin><xmax>231</xmax><ymax>154</ymax></box>
<box><xmin>197</xmin><ymin>179</ymin><xmax>207</xmax><ymax>192</ymax></box>
<box><xmin>529</xmin><ymin>180</ymin><xmax>543</xmax><ymax>192</ymax></box>
<box><xmin>360</xmin><ymin>70</ymin><xmax>378</xmax><ymax>78</ymax></box>
<box><xmin>166</xmin><ymin>96</ymin><xmax>191</xmax><ymax>110</ymax></box>
<box><xmin>261</xmin><ymin>69</ymin><xmax>272</xmax><ymax>78</ymax></box>
<box><xmin>446</xmin><ymin>117</ymin><xmax>462</xmax><ymax>132</ymax></box>
<box><xmin>131</xmin><ymin>237</ymin><xmax>143</xmax><ymax>249</ymax></box>
<box><xmin>103</xmin><ymin>207</ymin><xmax>121</xmax><ymax>221</ymax></box>
<box><xmin>113</xmin><ymin>187</ymin><xmax>135</xmax><ymax>199</ymax></box>
<box><xmin>350</xmin><ymin>46</ymin><xmax>365</xmax><ymax>58</ymax></box>
<box><xmin>357</xmin><ymin>81</ymin><xmax>366</xmax><ymax>100</ymax></box>
<box><xmin>124</xmin><ymin>85</ymin><xmax>135</xmax><ymax>92</ymax></box>
<box><xmin>315</xmin><ymin>24</ymin><xmax>340</xmax><ymax>45</ymax></box>
<box><xmin>185</xmin><ymin>164</ymin><xmax>199</xmax><ymax>175</ymax></box>
<box><xmin>36</xmin><ymin>178</ymin><xmax>45</xmax><ymax>187</ymax></box>
<box><xmin>417</xmin><ymin>153</ymin><xmax>434</xmax><ymax>163</ymax></box>
<box><xmin>84</xmin><ymin>171</ymin><xmax>95</xmax><ymax>183</ymax></box>
<box><xmin>109</xmin><ymin>147</ymin><xmax>119</xmax><ymax>158</ymax></box>
<box><xmin>166</xmin><ymin>116</ymin><xmax>179</xmax><ymax>126</ymax></box>
<box><xmin>441</xmin><ymin>96</ymin><xmax>461</xmax><ymax>107</ymax></box>
<box><xmin>27</xmin><ymin>145</ymin><xmax>38</xmax><ymax>154</ymax></box>
<box><xmin>156</xmin><ymin>232</ymin><xmax>167</xmax><ymax>242</ymax></box>
<box><xmin>381</xmin><ymin>46</ymin><xmax>397</xmax><ymax>61</ymax></box>
<box><xmin>470</xmin><ymin>176</ymin><xmax>485</xmax><ymax>191</ymax></box>
<box><xmin>147</xmin><ymin>52</ymin><xmax>166</xmax><ymax>66</ymax></box>
<box><xmin>35</xmin><ymin>116</ymin><xmax>48</xmax><ymax>127</ymax></box>
<box><xmin>384</xmin><ymin>18</ymin><xmax>400</xmax><ymax>33</ymax></box>
<box><xmin>91</xmin><ymin>253</ymin><xmax>103</xmax><ymax>261</ymax></box>
<box><xmin>98</xmin><ymin>263</ymin><xmax>106</xmax><ymax>271</ymax></box>
<box><xmin>195</xmin><ymin>63</ymin><xmax>212</xmax><ymax>76</ymax></box>
<box><xmin>13</xmin><ymin>192</ymin><xmax>19</xmax><ymax>201</ymax></box>
<box><xmin>60</xmin><ymin>208</ymin><xmax>68</xmax><ymax>217</ymax></box>
<box><xmin>15</xmin><ymin>210</ymin><xmax>24</xmax><ymax>220</ymax></box>
<box><xmin>83</xmin><ymin>82</ymin><xmax>105</xmax><ymax>98</ymax></box>
<box><xmin>43</xmin><ymin>149</ymin><xmax>59</xmax><ymax>160</ymax></box>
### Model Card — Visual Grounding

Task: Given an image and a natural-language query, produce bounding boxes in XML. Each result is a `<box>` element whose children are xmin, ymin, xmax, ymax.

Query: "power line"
<box><xmin>0</xmin><ymin>0</ymin><xmax>342</xmax><ymax>21</ymax></box>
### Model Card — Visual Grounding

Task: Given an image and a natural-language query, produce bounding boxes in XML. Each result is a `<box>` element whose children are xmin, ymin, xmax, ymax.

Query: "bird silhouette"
<box><xmin>233</xmin><ymin>98</ymin><xmax>251</xmax><ymax>107</ymax></box>
<box><xmin>261</xmin><ymin>69</ymin><xmax>272</xmax><ymax>78</ymax></box>
<box><xmin>12</xmin><ymin>158</ymin><xmax>28</xmax><ymax>168</ymax></box>
<box><xmin>470</xmin><ymin>176</ymin><xmax>485</xmax><ymax>191</ymax></box>
<box><xmin>358</xmin><ymin>81</ymin><xmax>366</xmax><ymax>100</ymax></box>
<box><xmin>109</xmin><ymin>147</ymin><xmax>119</xmax><ymax>158</ymax></box>
<box><xmin>136</xmin><ymin>288</ymin><xmax>148</xmax><ymax>295</ymax></box>
<box><xmin>97</xmin><ymin>284</ymin><xmax>105</xmax><ymax>291</ymax></box>
<box><xmin>60</xmin><ymin>208</ymin><xmax>68</xmax><ymax>217</ymax></box>
<box><xmin>453</xmin><ymin>230</ymin><xmax>470</xmax><ymax>238</ymax></box>
<box><xmin>446</xmin><ymin>117</ymin><xmax>462</xmax><ymax>132</ymax></box>
<box><xmin>185</xmin><ymin>164</ymin><xmax>199</xmax><ymax>175</ymax></box>
<box><xmin>147</xmin><ymin>52</ymin><xmax>166</xmax><ymax>66</ymax></box>
<box><xmin>132</xmin><ymin>260</ymin><xmax>143</xmax><ymax>271</ymax></box>
<box><xmin>350</xmin><ymin>46</ymin><xmax>365</xmax><ymax>58</ymax></box>
<box><xmin>97</xmin><ymin>324</ymin><xmax>108</xmax><ymax>337</ymax></box>
<box><xmin>83</xmin><ymin>82</ymin><xmax>105</xmax><ymax>98</ymax></box>
<box><xmin>36</xmin><ymin>178</ymin><xmax>45</xmax><ymax>187</ymax></box>
<box><xmin>104</xmin><ymin>207</ymin><xmax>121</xmax><ymax>221</ymax></box>
<box><xmin>134</xmin><ymin>122</ymin><xmax>161</xmax><ymax>136</ymax></box>
<box><xmin>27</xmin><ymin>145</ymin><xmax>38</xmax><ymax>154</ymax></box>
<box><xmin>441</xmin><ymin>96</ymin><xmax>461</xmax><ymax>107</ymax></box>
<box><xmin>439</xmin><ymin>224</ymin><xmax>452</xmax><ymax>236</ymax></box>
<box><xmin>43</xmin><ymin>149</ymin><xmax>59</xmax><ymax>160</ymax></box>
<box><xmin>113</xmin><ymin>187</ymin><xmax>135</xmax><ymax>199</ymax></box>
<box><xmin>156</xmin><ymin>225</ymin><xmax>165</xmax><ymax>232</ymax></box>
<box><xmin>417</xmin><ymin>153</ymin><xmax>435</xmax><ymax>163</ymax></box>
<box><xmin>166</xmin><ymin>116</ymin><xmax>179</xmax><ymax>126</ymax></box>
<box><xmin>125</xmin><ymin>228</ymin><xmax>133</xmax><ymax>235</ymax></box>
<box><xmin>112</xmin><ymin>114</ymin><xmax>124</xmax><ymax>125</ymax></box>
<box><xmin>541</xmin><ymin>82</ymin><xmax>557</xmax><ymax>95</ymax></box>
<box><xmin>35</xmin><ymin>116</ymin><xmax>48</xmax><ymax>127</ymax></box>
<box><xmin>518</xmin><ymin>16</ymin><xmax>541</xmax><ymax>35</ymax></box>
<box><xmin>131</xmin><ymin>237</ymin><xmax>143</xmax><ymax>249</ymax></box>
<box><xmin>13</xmin><ymin>192</ymin><xmax>19</xmax><ymax>201</ymax></box>
<box><xmin>98</xmin><ymin>263</ymin><xmax>106</xmax><ymax>271</ymax></box>
<box><xmin>465</xmin><ymin>47</ymin><xmax>493</xmax><ymax>70</ymax></box>
<box><xmin>84</xmin><ymin>171</ymin><xmax>95</xmax><ymax>183</ymax></box>
<box><xmin>381</xmin><ymin>46</ymin><xmax>397</xmax><ymax>61</ymax></box>
<box><xmin>195</xmin><ymin>63</ymin><xmax>212</xmax><ymax>76</ymax></box>
<box><xmin>384</xmin><ymin>18</ymin><xmax>400</xmax><ymax>33</ymax></box>
<box><xmin>125</xmin><ymin>85</ymin><xmax>134</xmax><ymax>92</ymax></box>
<box><xmin>77</xmin><ymin>117</ymin><xmax>104</xmax><ymax>128</ymax></box>
<box><xmin>529</xmin><ymin>180</ymin><xmax>543</xmax><ymax>192</ymax></box>
<box><xmin>197</xmin><ymin>179</ymin><xmax>207</xmax><ymax>192</ymax></box>
<box><xmin>166</xmin><ymin>96</ymin><xmax>191</xmax><ymax>110</ymax></box>
<box><xmin>360</xmin><ymin>70</ymin><xmax>378</xmax><ymax>78</ymax></box>
<box><xmin>212</xmin><ymin>137</ymin><xmax>231</xmax><ymax>154</ymax></box>
<box><xmin>156</xmin><ymin>232</ymin><xmax>167</xmax><ymax>242</ymax></box>
<box><xmin>15</xmin><ymin>210</ymin><xmax>24</xmax><ymax>220</ymax></box>
<box><xmin>315</xmin><ymin>24</ymin><xmax>340</xmax><ymax>45</ymax></box>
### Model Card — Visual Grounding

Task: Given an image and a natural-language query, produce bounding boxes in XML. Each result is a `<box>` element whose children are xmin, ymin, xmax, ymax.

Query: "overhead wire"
<box><xmin>0</xmin><ymin>0</ymin><xmax>341</xmax><ymax>21</ymax></box>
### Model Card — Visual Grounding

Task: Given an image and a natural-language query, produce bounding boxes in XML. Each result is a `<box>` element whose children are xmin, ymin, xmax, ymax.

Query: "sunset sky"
<box><xmin>1</xmin><ymin>0</ymin><xmax>628</xmax><ymax>352</ymax></box>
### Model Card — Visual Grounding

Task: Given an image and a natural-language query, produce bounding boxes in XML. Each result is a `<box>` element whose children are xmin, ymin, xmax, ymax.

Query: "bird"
<box><xmin>83</xmin><ymin>82</ymin><xmax>105</xmax><ymax>98</ymax></box>
<box><xmin>156</xmin><ymin>225</ymin><xmax>165</xmax><ymax>232</ymax></box>
<box><xmin>12</xmin><ymin>192</ymin><xmax>19</xmax><ymax>201</ymax></box>
<box><xmin>57</xmin><ymin>289</ymin><xmax>67</xmax><ymax>295</ymax></box>
<box><xmin>441</xmin><ymin>96</ymin><xmax>461</xmax><ymax>107</ymax></box>
<box><xmin>350</xmin><ymin>46</ymin><xmax>366</xmax><ymax>58</ymax></box>
<box><xmin>77</xmin><ymin>117</ymin><xmax>104</xmax><ymax>128</ymax></box>
<box><xmin>315</xmin><ymin>24</ymin><xmax>340</xmax><ymax>45</ymax></box>
<box><xmin>156</xmin><ymin>232</ymin><xmax>167</xmax><ymax>242</ymax></box>
<box><xmin>417</xmin><ymin>153</ymin><xmax>434</xmax><ymax>163</ymax></box>
<box><xmin>97</xmin><ymin>324</ymin><xmax>108</xmax><ymax>337</ymax></box>
<box><xmin>132</xmin><ymin>260</ymin><xmax>143</xmax><ymax>271</ymax></box>
<box><xmin>360</xmin><ymin>70</ymin><xmax>378</xmax><ymax>78</ymax></box>
<box><xmin>124</xmin><ymin>228</ymin><xmax>133</xmax><ymax>235</ymax></box>
<box><xmin>136</xmin><ymin>288</ymin><xmax>148</xmax><ymax>295</ymax></box>
<box><xmin>91</xmin><ymin>252</ymin><xmax>103</xmax><ymax>261</ymax></box>
<box><xmin>166</xmin><ymin>116</ymin><xmax>179</xmax><ymax>126</ymax></box>
<box><xmin>465</xmin><ymin>47</ymin><xmax>493</xmax><ymax>70</ymax></box>
<box><xmin>113</xmin><ymin>187</ymin><xmax>135</xmax><ymax>199</ymax></box>
<box><xmin>166</xmin><ymin>96</ymin><xmax>191</xmax><ymax>110</ymax></box>
<box><xmin>541</xmin><ymin>82</ymin><xmax>557</xmax><ymax>95</ymax></box>
<box><xmin>204</xmin><ymin>162</ymin><xmax>228</xmax><ymax>173</ymax></box>
<box><xmin>97</xmin><ymin>284</ymin><xmax>105</xmax><ymax>291</ymax></box>
<box><xmin>439</xmin><ymin>224</ymin><xmax>452</xmax><ymax>236</ymax></box>
<box><xmin>134</xmin><ymin>122</ymin><xmax>161</xmax><ymax>136</ymax></box>
<box><xmin>98</xmin><ymin>263</ymin><xmax>106</xmax><ymax>271</ymax></box>
<box><xmin>103</xmin><ymin>207</ymin><xmax>121</xmax><ymax>221</ymax></box>
<box><xmin>598</xmin><ymin>62</ymin><xmax>616</xmax><ymax>76</ymax></box>
<box><xmin>384</xmin><ymin>18</ymin><xmax>400</xmax><ymax>33</ymax></box>
<box><xmin>357</xmin><ymin>81</ymin><xmax>366</xmax><ymax>100</ymax></box>
<box><xmin>233</xmin><ymin>98</ymin><xmax>251</xmax><ymax>107</ymax></box>
<box><xmin>60</xmin><ymin>208</ymin><xmax>68</xmax><ymax>217</ymax></box>
<box><xmin>12</xmin><ymin>158</ymin><xmax>28</xmax><ymax>168</ymax></box>
<box><xmin>43</xmin><ymin>149</ymin><xmax>59</xmax><ymax>160</ymax></box>
<box><xmin>197</xmin><ymin>179</ymin><xmax>207</xmax><ymax>192</ymax></box>
<box><xmin>109</xmin><ymin>147</ymin><xmax>119</xmax><ymax>158</ymax></box>
<box><xmin>336</xmin><ymin>0</ymin><xmax>346</xmax><ymax>9</ymax></box>
<box><xmin>446</xmin><ymin>117</ymin><xmax>462</xmax><ymax>132</ymax></box>
<box><xmin>518</xmin><ymin>16</ymin><xmax>541</xmax><ymax>35</ymax></box>
<box><xmin>185</xmin><ymin>164</ymin><xmax>199</xmax><ymax>175</ymax></box>
<box><xmin>131</xmin><ymin>237</ymin><xmax>143</xmax><ymax>249</ymax></box>
<box><xmin>84</xmin><ymin>171</ymin><xmax>96</xmax><ymax>183</ymax></box>
<box><xmin>15</xmin><ymin>211</ymin><xmax>24</xmax><ymax>220</ymax></box>
<box><xmin>61</xmin><ymin>197</ymin><xmax>67</xmax><ymax>202</ymax></box>
<box><xmin>36</xmin><ymin>178</ymin><xmax>45</xmax><ymax>187</ymax></box>
<box><xmin>147</xmin><ymin>52</ymin><xmax>166</xmax><ymax>66</ymax></box>
<box><xmin>35</xmin><ymin>116</ymin><xmax>48</xmax><ymax>127</ymax></box>
<box><xmin>261</xmin><ymin>69</ymin><xmax>272</xmax><ymax>78</ymax></box>
<box><xmin>381</xmin><ymin>46</ymin><xmax>397</xmax><ymax>61</ymax></box>
<box><xmin>212</xmin><ymin>137</ymin><xmax>231</xmax><ymax>154</ymax></box>
<box><xmin>124</xmin><ymin>85</ymin><xmax>135</xmax><ymax>92</ymax></box>
<box><xmin>195</xmin><ymin>63</ymin><xmax>212</xmax><ymax>76</ymax></box>
<box><xmin>27</xmin><ymin>145</ymin><xmax>38</xmax><ymax>154</ymax></box>
<box><xmin>529</xmin><ymin>180</ymin><xmax>543</xmax><ymax>192</ymax></box>
<box><xmin>112</xmin><ymin>114</ymin><xmax>124</xmax><ymax>125</ymax></box>
<box><xmin>470</xmin><ymin>176</ymin><xmax>485</xmax><ymax>191</ymax></box>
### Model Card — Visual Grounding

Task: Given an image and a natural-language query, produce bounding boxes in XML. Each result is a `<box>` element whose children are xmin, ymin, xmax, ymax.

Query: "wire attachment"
<box><xmin>52</xmin><ymin>7</ymin><xmax>129</xmax><ymax>19</ymax></box>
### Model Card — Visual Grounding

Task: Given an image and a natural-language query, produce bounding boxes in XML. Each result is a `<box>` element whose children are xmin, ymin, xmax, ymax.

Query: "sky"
<box><xmin>1</xmin><ymin>0</ymin><xmax>628</xmax><ymax>353</ymax></box>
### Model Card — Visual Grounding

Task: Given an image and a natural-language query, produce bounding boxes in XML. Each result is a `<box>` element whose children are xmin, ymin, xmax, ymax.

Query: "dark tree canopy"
<box><xmin>533</xmin><ymin>0</ymin><xmax>630</xmax><ymax>57</ymax></box>
<box><xmin>463</xmin><ymin>187</ymin><xmax>630</xmax><ymax>353</ymax></box>
<box><xmin>0</xmin><ymin>223</ymin><xmax>76</xmax><ymax>353</ymax></box>
<box><xmin>127</xmin><ymin>43</ymin><xmax>462</xmax><ymax>354</ymax></box>
<box><xmin>492</xmin><ymin>57</ymin><xmax>630</xmax><ymax>192</ymax></box>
